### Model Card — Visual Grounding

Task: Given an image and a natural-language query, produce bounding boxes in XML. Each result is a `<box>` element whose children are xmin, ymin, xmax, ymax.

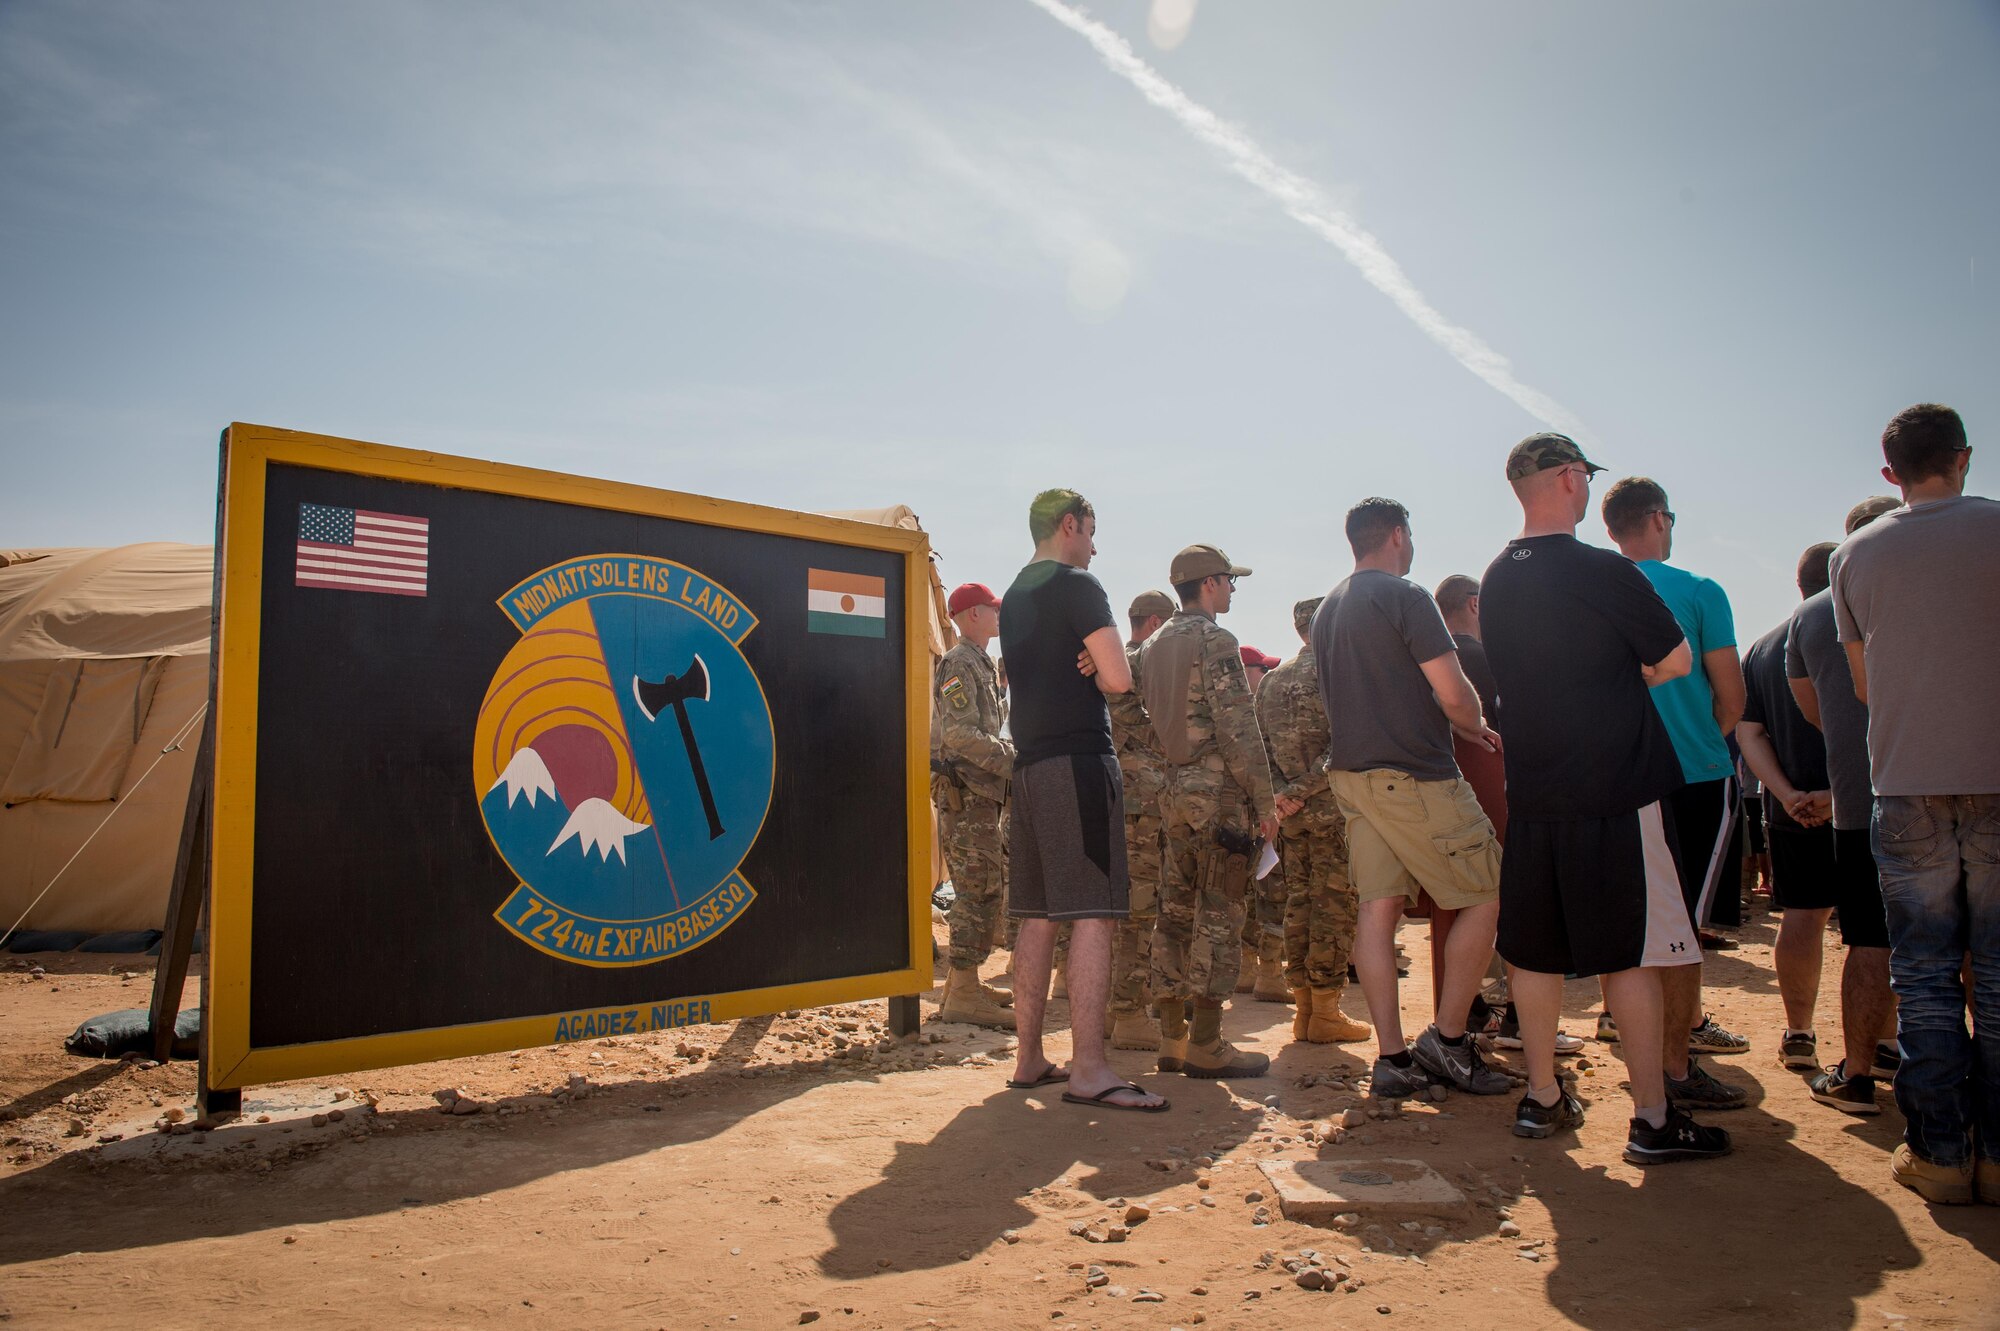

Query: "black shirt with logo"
<box><xmin>1480</xmin><ymin>535</ymin><xmax>1687</xmax><ymax>820</ymax></box>
<box><xmin>1000</xmin><ymin>560</ymin><xmax>1117</xmax><ymax>768</ymax></box>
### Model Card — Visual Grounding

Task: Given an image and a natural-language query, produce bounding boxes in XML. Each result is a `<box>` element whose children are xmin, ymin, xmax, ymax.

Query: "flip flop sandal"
<box><xmin>1061</xmin><ymin>1081</ymin><xmax>1170</xmax><ymax>1113</ymax></box>
<box><xmin>1005</xmin><ymin>1066</ymin><xmax>1070</xmax><ymax>1090</ymax></box>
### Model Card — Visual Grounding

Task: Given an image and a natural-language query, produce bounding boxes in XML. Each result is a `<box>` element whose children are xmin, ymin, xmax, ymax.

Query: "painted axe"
<box><xmin>632</xmin><ymin>655</ymin><xmax>726</xmax><ymax>841</ymax></box>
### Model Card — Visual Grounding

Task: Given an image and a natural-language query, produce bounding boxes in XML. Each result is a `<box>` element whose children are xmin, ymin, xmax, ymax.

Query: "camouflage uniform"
<box><xmin>1144</xmin><ymin>611</ymin><xmax>1276</xmax><ymax>1004</ymax></box>
<box><xmin>1257</xmin><ymin>641</ymin><xmax>1357</xmax><ymax>990</ymax></box>
<box><xmin>930</xmin><ymin>640</ymin><xmax>1012</xmax><ymax>971</ymax></box>
<box><xmin>1109</xmin><ymin>640</ymin><xmax>1165</xmax><ymax>1018</ymax></box>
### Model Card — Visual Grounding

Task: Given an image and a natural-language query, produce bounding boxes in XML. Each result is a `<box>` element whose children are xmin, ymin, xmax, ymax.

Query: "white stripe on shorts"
<box><xmin>1639</xmin><ymin>801</ymin><xmax>1701</xmax><ymax>967</ymax></box>
<box><xmin>1692</xmin><ymin>776</ymin><xmax>1741</xmax><ymax>925</ymax></box>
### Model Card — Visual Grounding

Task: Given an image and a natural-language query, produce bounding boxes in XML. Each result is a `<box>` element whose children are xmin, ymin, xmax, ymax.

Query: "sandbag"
<box><xmin>77</xmin><ymin>929</ymin><xmax>164</xmax><ymax>954</ymax></box>
<box><xmin>64</xmin><ymin>1007</ymin><xmax>199</xmax><ymax>1060</ymax></box>
<box><xmin>5</xmin><ymin>929</ymin><xmax>90</xmax><ymax>953</ymax></box>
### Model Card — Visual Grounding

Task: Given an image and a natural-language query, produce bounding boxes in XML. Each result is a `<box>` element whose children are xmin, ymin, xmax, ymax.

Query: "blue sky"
<box><xmin>3</xmin><ymin>1</ymin><xmax>1994</xmax><ymax>657</ymax></box>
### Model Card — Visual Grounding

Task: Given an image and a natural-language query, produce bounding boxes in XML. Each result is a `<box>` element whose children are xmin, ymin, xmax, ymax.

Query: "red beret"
<box><xmin>948</xmin><ymin>582</ymin><xmax>1002</xmax><ymax>617</ymax></box>
<box><xmin>1240</xmin><ymin>645</ymin><xmax>1280</xmax><ymax>670</ymax></box>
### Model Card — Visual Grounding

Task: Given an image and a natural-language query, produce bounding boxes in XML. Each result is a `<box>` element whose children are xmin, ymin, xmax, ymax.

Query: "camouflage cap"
<box><xmin>1506</xmin><ymin>432</ymin><xmax>1605</xmax><ymax>482</ymax></box>
<box><xmin>1128</xmin><ymin>589</ymin><xmax>1176</xmax><ymax>620</ymax></box>
<box><xmin>1169</xmin><ymin>543</ymin><xmax>1251</xmax><ymax>584</ymax></box>
<box><xmin>1291</xmin><ymin>596</ymin><xmax>1323</xmax><ymax>636</ymax></box>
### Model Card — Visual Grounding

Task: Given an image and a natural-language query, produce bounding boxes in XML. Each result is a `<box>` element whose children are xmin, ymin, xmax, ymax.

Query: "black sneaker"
<box><xmin>1624</xmin><ymin>1108</ymin><xmax>1732</xmax><ymax>1165</ymax></box>
<box><xmin>1871</xmin><ymin>1041</ymin><xmax>1902</xmax><ymax>1082</ymax></box>
<box><xmin>1667</xmin><ymin>1056</ymin><xmax>1749</xmax><ymax>1111</ymax></box>
<box><xmin>1779</xmin><ymin>1029</ymin><xmax>1818</xmax><ymax>1071</ymax></box>
<box><xmin>1810</xmin><ymin>1060</ymin><xmax>1880</xmax><ymax>1116</ymax></box>
<box><xmin>1513</xmin><ymin>1088</ymin><xmax>1585</xmax><ymax>1139</ymax></box>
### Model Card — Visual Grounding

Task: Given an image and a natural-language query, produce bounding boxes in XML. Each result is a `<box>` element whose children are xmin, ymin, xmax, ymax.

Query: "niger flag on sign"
<box><xmin>807</xmin><ymin>568</ymin><xmax>886</xmax><ymax>637</ymax></box>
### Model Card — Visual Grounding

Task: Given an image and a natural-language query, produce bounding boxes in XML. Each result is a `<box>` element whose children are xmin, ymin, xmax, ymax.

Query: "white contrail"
<box><xmin>1027</xmin><ymin>0</ymin><xmax>1590</xmax><ymax>439</ymax></box>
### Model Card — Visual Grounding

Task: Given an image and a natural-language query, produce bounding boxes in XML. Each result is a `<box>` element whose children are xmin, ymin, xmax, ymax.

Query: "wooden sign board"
<box><xmin>203</xmin><ymin>424</ymin><xmax>930</xmax><ymax>1091</ymax></box>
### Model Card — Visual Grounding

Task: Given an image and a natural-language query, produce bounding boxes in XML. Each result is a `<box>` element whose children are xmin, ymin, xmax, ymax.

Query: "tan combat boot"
<box><xmin>1977</xmin><ymin>1157</ymin><xmax>2000</xmax><ymax>1206</ymax></box>
<box><xmin>1892</xmin><ymin>1144</ymin><xmax>1974</xmax><ymax>1205</ymax></box>
<box><xmin>1157</xmin><ymin>999</ymin><xmax>1189</xmax><ymax>1074</ymax></box>
<box><xmin>1180</xmin><ymin>1002</ymin><xmax>1271</xmax><ymax>1079</ymax></box>
<box><xmin>1253</xmin><ymin>955</ymin><xmax>1291</xmax><ymax>1002</ymax></box>
<box><xmin>1306</xmin><ymin>987</ymin><xmax>1373</xmax><ymax>1043</ymax></box>
<box><xmin>1291</xmin><ymin>987</ymin><xmax>1314</xmax><ymax>1041</ymax></box>
<box><xmin>1110</xmin><ymin>1009</ymin><xmax>1162</xmax><ymax>1051</ymax></box>
<box><xmin>977</xmin><ymin>978</ymin><xmax>1015</xmax><ymax>1008</ymax></box>
<box><xmin>937</xmin><ymin>966</ymin><xmax>1015</xmax><ymax>1029</ymax></box>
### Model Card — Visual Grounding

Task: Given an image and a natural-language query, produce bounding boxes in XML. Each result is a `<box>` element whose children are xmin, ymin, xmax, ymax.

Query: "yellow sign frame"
<box><xmin>207</xmin><ymin>423</ymin><xmax>934</xmax><ymax>1091</ymax></box>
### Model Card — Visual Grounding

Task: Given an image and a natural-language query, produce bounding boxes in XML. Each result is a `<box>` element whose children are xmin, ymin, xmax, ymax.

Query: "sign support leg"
<box><xmin>149</xmin><ymin>717</ymin><xmax>212</xmax><ymax>1064</ymax></box>
<box><xmin>888</xmin><ymin>994</ymin><xmax>920</xmax><ymax>1036</ymax></box>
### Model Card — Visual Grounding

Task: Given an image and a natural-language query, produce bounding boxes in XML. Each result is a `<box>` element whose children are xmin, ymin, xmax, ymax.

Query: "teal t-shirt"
<box><xmin>1637</xmin><ymin>560</ymin><xmax>1736</xmax><ymax>784</ymax></box>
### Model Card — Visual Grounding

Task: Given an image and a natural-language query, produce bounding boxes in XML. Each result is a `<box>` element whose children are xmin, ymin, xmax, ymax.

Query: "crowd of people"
<box><xmin>926</xmin><ymin>402</ymin><xmax>1998</xmax><ymax>1201</ymax></box>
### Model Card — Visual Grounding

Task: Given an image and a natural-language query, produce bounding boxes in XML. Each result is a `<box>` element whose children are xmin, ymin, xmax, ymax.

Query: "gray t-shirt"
<box><xmin>1829</xmin><ymin>494</ymin><xmax>2000</xmax><ymax>797</ymax></box>
<box><xmin>1312</xmin><ymin>568</ymin><xmax>1460</xmax><ymax>782</ymax></box>
<box><xmin>1785</xmin><ymin>590</ymin><xmax>1872</xmax><ymax>829</ymax></box>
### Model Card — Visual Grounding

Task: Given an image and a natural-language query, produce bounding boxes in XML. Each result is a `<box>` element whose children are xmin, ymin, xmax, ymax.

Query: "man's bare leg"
<box><xmin>1774</xmin><ymin>906</ymin><xmax>1833</xmax><ymax>1033</ymax></box>
<box><xmin>1842</xmin><ymin>945</ymin><xmax>1895</xmax><ymax>1076</ymax></box>
<box><xmin>1010</xmin><ymin>918</ymin><xmax>1058</xmax><ymax>1083</ymax></box>
<box><xmin>1354</xmin><ymin>897</ymin><xmax>1409</xmax><ymax>1056</ymax></box>
<box><xmin>1511</xmin><ymin>967</ymin><xmax>1565</xmax><ymax>1100</ymax></box>
<box><xmin>1660</xmin><ymin>963</ymin><xmax>1702</xmax><ymax>1081</ymax></box>
<box><xmin>1609</xmin><ymin>967</ymin><xmax>1669</xmax><ymax>1117</ymax></box>
<box><xmin>1434</xmin><ymin>899</ymin><xmax>1498</xmax><ymax>1039</ymax></box>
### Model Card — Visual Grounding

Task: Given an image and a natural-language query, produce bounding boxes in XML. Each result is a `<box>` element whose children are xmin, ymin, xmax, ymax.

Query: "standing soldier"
<box><xmin>1143</xmin><ymin>545</ymin><xmax>1279</xmax><ymax>1078</ymax></box>
<box><xmin>1238</xmin><ymin>642</ymin><xmax>1290</xmax><ymax>1000</ymax></box>
<box><xmin>1259</xmin><ymin>597</ymin><xmax>1372</xmax><ymax>1044</ymax></box>
<box><xmin>1107</xmin><ymin>590</ymin><xmax>1175</xmax><ymax>1050</ymax></box>
<box><xmin>932</xmin><ymin>582</ymin><xmax>1016</xmax><ymax>1028</ymax></box>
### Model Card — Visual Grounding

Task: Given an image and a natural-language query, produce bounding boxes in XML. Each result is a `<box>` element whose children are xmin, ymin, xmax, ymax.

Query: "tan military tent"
<box><xmin>0</xmin><ymin>544</ymin><xmax>212</xmax><ymax>933</ymax></box>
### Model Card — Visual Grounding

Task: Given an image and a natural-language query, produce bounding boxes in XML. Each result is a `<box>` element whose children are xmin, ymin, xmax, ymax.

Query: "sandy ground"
<box><xmin>2</xmin><ymin>906</ymin><xmax>1996</xmax><ymax>1330</ymax></box>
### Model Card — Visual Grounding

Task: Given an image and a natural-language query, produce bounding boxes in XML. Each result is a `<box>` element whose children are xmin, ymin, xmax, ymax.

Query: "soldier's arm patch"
<box><xmin>940</xmin><ymin>675</ymin><xmax>965</xmax><ymax>697</ymax></box>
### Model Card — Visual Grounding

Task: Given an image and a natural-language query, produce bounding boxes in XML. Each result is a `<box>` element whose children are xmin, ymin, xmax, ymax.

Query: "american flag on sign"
<box><xmin>295</xmin><ymin>503</ymin><xmax>430</xmax><ymax>597</ymax></box>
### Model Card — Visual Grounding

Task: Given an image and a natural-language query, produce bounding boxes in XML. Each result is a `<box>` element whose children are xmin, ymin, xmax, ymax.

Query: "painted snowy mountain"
<box><xmin>547</xmin><ymin>797</ymin><xmax>650</xmax><ymax>864</ymax></box>
<box><xmin>490</xmin><ymin>746</ymin><xmax>558</xmax><ymax>809</ymax></box>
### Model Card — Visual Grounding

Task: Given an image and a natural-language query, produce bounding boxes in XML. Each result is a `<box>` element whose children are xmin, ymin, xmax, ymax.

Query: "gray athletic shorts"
<box><xmin>1007</xmin><ymin>753</ymin><xmax>1129</xmax><ymax>920</ymax></box>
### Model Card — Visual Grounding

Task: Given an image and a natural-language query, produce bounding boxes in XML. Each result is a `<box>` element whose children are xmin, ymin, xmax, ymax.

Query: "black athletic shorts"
<box><xmin>1664</xmin><ymin>777</ymin><xmax>1738</xmax><ymax>927</ymax></box>
<box><xmin>1007</xmin><ymin>753</ymin><xmax>1129</xmax><ymax>920</ymax></box>
<box><xmin>1498</xmin><ymin>802</ymin><xmax>1700</xmax><ymax>978</ymax></box>
<box><xmin>1833</xmin><ymin>827</ymin><xmax>1889</xmax><ymax>948</ymax></box>
<box><xmin>1767</xmin><ymin>821</ymin><xmax>1838</xmax><ymax>910</ymax></box>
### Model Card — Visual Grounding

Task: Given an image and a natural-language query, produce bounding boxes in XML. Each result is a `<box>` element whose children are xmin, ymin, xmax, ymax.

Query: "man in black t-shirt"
<box><xmin>1737</xmin><ymin>543</ymin><xmax>1838</xmax><ymax>1075</ymax></box>
<box><xmin>1481</xmin><ymin>433</ymin><xmax>1730</xmax><ymax>1164</ymax></box>
<box><xmin>996</xmin><ymin>488</ymin><xmax>1166</xmax><ymax>1113</ymax></box>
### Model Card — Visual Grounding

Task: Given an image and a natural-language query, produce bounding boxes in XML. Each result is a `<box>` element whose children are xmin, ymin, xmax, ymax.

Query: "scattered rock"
<box><xmin>332</xmin><ymin>1088</ymin><xmax>351</xmax><ymax>1102</ymax></box>
<box><xmin>1104</xmin><ymin>1226</ymin><xmax>1129</xmax><ymax>1243</ymax></box>
<box><xmin>798</xmin><ymin>1312</ymin><xmax>821</xmax><ymax>1325</ymax></box>
<box><xmin>163</xmin><ymin>1107</ymin><xmax>185</xmax><ymax>1124</ymax></box>
<box><xmin>1085</xmin><ymin>1268</ymin><xmax>1109</xmax><ymax>1289</ymax></box>
<box><xmin>451</xmin><ymin>1098</ymin><xmax>482</xmax><ymax>1115</ymax></box>
<box><xmin>311</xmin><ymin>1114</ymin><xmax>329</xmax><ymax>1128</ymax></box>
<box><xmin>1497</xmin><ymin>1221</ymin><xmax>1521</xmax><ymax>1238</ymax></box>
<box><xmin>1001</xmin><ymin>1230</ymin><xmax>1021</xmax><ymax>1244</ymax></box>
<box><xmin>1123</xmin><ymin>1203</ymin><xmax>1150</xmax><ymax>1225</ymax></box>
<box><xmin>96</xmin><ymin>1132</ymin><xmax>124</xmax><ymax>1144</ymax></box>
<box><xmin>1244</xmin><ymin>1190</ymin><xmax>1265</xmax><ymax>1204</ymax></box>
<box><xmin>1296</xmin><ymin>1269</ymin><xmax>1327</xmax><ymax>1291</ymax></box>
<box><xmin>1132</xmin><ymin>1291</ymin><xmax>1165</xmax><ymax>1303</ymax></box>
<box><xmin>282</xmin><ymin>1235</ymin><xmax>297</xmax><ymax>1245</ymax></box>
<box><xmin>1339</xmin><ymin>1108</ymin><xmax>1367</xmax><ymax>1129</ymax></box>
<box><xmin>64</xmin><ymin>1120</ymin><xmax>85</xmax><ymax>1138</ymax></box>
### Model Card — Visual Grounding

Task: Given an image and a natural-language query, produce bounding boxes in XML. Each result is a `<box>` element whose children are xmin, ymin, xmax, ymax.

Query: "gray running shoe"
<box><xmin>1667</xmin><ymin>1056</ymin><xmax>1749</xmax><ymax>1111</ymax></box>
<box><xmin>1779</xmin><ymin>1029</ymin><xmax>1818</xmax><ymax>1071</ymax></box>
<box><xmin>1367</xmin><ymin>1056</ymin><xmax>1438</xmax><ymax>1101</ymax></box>
<box><xmin>1809</xmin><ymin>1060</ymin><xmax>1880</xmax><ymax>1116</ymax></box>
<box><xmin>1411</xmin><ymin>1024</ymin><xmax>1514</xmax><ymax>1095</ymax></box>
<box><xmin>1688</xmin><ymin>1015</ymin><xmax>1751</xmax><ymax>1056</ymax></box>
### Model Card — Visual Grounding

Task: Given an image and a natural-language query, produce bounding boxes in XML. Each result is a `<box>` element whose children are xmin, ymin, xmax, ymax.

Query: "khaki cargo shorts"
<box><xmin>1331</xmin><ymin>768</ymin><xmax>1501</xmax><ymax>910</ymax></box>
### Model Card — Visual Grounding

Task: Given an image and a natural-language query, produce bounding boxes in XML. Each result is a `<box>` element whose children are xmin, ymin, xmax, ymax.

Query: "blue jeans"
<box><xmin>1872</xmin><ymin>793</ymin><xmax>2000</xmax><ymax>1168</ymax></box>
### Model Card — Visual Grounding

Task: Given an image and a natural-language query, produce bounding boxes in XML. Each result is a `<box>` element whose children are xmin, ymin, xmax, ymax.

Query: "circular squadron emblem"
<box><xmin>472</xmin><ymin>555</ymin><xmax>773</xmax><ymax>966</ymax></box>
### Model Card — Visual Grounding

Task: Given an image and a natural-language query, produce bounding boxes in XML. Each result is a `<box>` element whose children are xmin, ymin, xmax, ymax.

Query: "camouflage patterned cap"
<box><xmin>1128</xmin><ymin>589</ymin><xmax>1176</xmax><ymax>621</ymax></box>
<box><xmin>1291</xmin><ymin>596</ymin><xmax>1324</xmax><ymax>636</ymax></box>
<box><xmin>1506</xmin><ymin>432</ymin><xmax>1605</xmax><ymax>481</ymax></box>
<box><xmin>1169</xmin><ymin>543</ymin><xmax>1251</xmax><ymax>583</ymax></box>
